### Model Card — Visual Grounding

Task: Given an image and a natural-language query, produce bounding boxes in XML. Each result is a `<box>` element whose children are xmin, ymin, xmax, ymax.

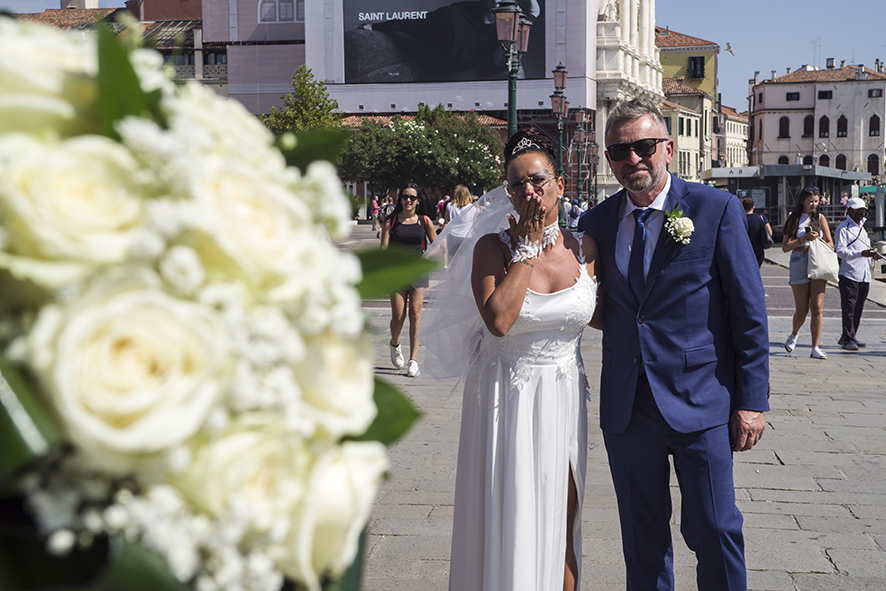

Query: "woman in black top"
<box><xmin>380</xmin><ymin>183</ymin><xmax>437</xmax><ymax>377</ymax></box>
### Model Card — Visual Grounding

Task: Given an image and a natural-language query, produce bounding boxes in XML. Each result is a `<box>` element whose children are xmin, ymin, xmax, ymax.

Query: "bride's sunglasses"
<box><xmin>606</xmin><ymin>138</ymin><xmax>669</xmax><ymax>162</ymax></box>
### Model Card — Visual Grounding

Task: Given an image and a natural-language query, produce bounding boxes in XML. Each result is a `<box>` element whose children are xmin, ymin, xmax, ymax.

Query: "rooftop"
<box><xmin>660</xmin><ymin>99</ymin><xmax>697</xmax><ymax>115</ymax></box>
<box><xmin>341</xmin><ymin>113</ymin><xmax>507</xmax><ymax>128</ymax></box>
<box><xmin>14</xmin><ymin>8</ymin><xmax>125</xmax><ymax>30</ymax></box>
<box><xmin>654</xmin><ymin>26</ymin><xmax>718</xmax><ymax>50</ymax></box>
<box><xmin>721</xmin><ymin>105</ymin><xmax>747</xmax><ymax>120</ymax></box>
<box><xmin>662</xmin><ymin>77</ymin><xmax>709</xmax><ymax>96</ymax></box>
<box><xmin>765</xmin><ymin>64</ymin><xmax>886</xmax><ymax>84</ymax></box>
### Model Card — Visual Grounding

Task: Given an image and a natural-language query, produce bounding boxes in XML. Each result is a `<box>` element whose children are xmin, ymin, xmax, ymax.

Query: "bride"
<box><xmin>423</xmin><ymin>129</ymin><xmax>600</xmax><ymax>591</ymax></box>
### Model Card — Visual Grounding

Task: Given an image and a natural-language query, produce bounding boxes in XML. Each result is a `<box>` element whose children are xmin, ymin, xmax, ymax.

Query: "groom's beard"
<box><xmin>619</xmin><ymin>158</ymin><xmax>667</xmax><ymax>194</ymax></box>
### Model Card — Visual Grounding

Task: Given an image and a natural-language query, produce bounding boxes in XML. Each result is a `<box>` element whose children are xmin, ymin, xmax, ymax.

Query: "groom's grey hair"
<box><xmin>605</xmin><ymin>98</ymin><xmax>669</xmax><ymax>141</ymax></box>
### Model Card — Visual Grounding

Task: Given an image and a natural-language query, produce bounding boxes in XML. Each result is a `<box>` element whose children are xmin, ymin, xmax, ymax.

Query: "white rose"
<box><xmin>270</xmin><ymin>442</ymin><xmax>388</xmax><ymax>591</ymax></box>
<box><xmin>176</xmin><ymin>414</ymin><xmax>310</xmax><ymax>533</ymax></box>
<box><xmin>297</xmin><ymin>161</ymin><xmax>353</xmax><ymax>237</ymax></box>
<box><xmin>670</xmin><ymin>216</ymin><xmax>694</xmax><ymax>244</ymax></box>
<box><xmin>293</xmin><ymin>330</ymin><xmax>376</xmax><ymax>441</ymax></box>
<box><xmin>0</xmin><ymin>134</ymin><xmax>145</xmax><ymax>288</ymax></box>
<box><xmin>165</xmin><ymin>83</ymin><xmax>285</xmax><ymax>176</ymax></box>
<box><xmin>0</xmin><ymin>20</ymin><xmax>97</xmax><ymax>137</ymax></box>
<box><xmin>26</xmin><ymin>268</ymin><xmax>229</xmax><ymax>472</ymax></box>
<box><xmin>186</xmin><ymin>157</ymin><xmax>318</xmax><ymax>298</ymax></box>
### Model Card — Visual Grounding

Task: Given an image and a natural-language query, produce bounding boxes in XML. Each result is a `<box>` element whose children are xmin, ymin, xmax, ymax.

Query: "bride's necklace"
<box><xmin>541</xmin><ymin>222</ymin><xmax>560</xmax><ymax>250</ymax></box>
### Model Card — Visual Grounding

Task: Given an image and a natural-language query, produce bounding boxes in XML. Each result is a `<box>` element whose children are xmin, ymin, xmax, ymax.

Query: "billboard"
<box><xmin>342</xmin><ymin>0</ymin><xmax>546</xmax><ymax>84</ymax></box>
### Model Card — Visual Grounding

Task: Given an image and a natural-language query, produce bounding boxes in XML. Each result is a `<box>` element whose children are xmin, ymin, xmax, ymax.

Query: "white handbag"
<box><xmin>806</xmin><ymin>238</ymin><xmax>840</xmax><ymax>283</ymax></box>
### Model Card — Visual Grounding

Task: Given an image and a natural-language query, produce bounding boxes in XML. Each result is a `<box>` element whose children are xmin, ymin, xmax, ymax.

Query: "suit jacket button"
<box><xmin>633</xmin><ymin>358</ymin><xmax>639</xmax><ymax>365</ymax></box>
<box><xmin>638</xmin><ymin>316</ymin><xmax>646</xmax><ymax>324</ymax></box>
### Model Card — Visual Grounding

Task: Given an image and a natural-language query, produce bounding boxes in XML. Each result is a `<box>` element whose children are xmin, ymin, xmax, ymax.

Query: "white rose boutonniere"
<box><xmin>665</xmin><ymin>206</ymin><xmax>694</xmax><ymax>245</ymax></box>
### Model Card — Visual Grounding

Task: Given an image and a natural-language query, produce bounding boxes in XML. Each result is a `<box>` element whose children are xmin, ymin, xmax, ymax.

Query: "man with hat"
<box><xmin>834</xmin><ymin>197</ymin><xmax>881</xmax><ymax>350</ymax></box>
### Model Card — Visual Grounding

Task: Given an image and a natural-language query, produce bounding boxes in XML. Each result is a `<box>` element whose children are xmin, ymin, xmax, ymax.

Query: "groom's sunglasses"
<box><xmin>606</xmin><ymin>138</ymin><xmax>669</xmax><ymax>162</ymax></box>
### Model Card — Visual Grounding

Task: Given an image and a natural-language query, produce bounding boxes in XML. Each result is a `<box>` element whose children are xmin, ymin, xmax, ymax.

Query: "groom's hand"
<box><xmin>729</xmin><ymin>410</ymin><xmax>766</xmax><ymax>452</ymax></box>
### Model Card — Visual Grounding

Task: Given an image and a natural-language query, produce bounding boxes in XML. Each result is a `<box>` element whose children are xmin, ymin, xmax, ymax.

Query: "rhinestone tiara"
<box><xmin>512</xmin><ymin>136</ymin><xmax>541</xmax><ymax>155</ymax></box>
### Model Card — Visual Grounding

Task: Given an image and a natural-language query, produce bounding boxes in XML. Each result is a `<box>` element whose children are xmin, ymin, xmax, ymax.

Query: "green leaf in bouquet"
<box><xmin>355</xmin><ymin>247</ymin><xmax>440</xmax><ymax>299</ymax></box>
<box><xmin>277</xmin><ymin>129</ymin><xmax>352</xmax><ymax>174</ymax></box>
<box><xmin>95</xmin><ymin>25</ymin><xmax>157</xmax><ymax>140</ymax></box>
<box><xmin>321</xmin><ymin>528</ymin><xmax>366</xmax><ymax>591</ymax></box>
<box><xmin>345</xmin><ymin>378</ymin><xmax>420</xmax><ymax>447</ymax></box>
<box><xmin>88</xmin><ymin>538</ymin><xmax>192</xmax><ymax>591</ymax></box>
<box><xmin>0</xmin><ymin>356</ymin><xmax>62</xmax><ymax>486</ymax></box>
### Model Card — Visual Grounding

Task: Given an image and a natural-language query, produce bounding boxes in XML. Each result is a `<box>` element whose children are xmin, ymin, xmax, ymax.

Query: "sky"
<box><xmin>4</xmin><ymin>0</ymin><xmax>885</xmax><ymax>113</ymax></box>
<box><xmin>656</xmin><ymin>0</ymin><xmax>886</xmax><ymax>112</ymax></box>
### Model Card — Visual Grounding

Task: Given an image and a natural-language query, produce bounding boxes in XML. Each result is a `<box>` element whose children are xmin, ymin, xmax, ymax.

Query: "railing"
<box><xmin>170</xmin><ymin>65</ymin><xmax>228</xmax><ymax>79</ymax></box>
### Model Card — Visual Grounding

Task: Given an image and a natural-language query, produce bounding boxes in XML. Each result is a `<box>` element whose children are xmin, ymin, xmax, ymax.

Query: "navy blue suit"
<box><xmin>579</xmin><ymin>174</ymin><xmax>770</xmax><ymax>590</ymax></box>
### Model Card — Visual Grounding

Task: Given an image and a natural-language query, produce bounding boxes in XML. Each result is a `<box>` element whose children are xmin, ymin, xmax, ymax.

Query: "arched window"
<box><xmin>819</xmin><ymin>116</ymin><xmax>829</xmax><ymax>138</ymax></box>
<box><xmin>871</xmin><ymin>115</ymin><xmax>881</xmax><ymax>137</ymax></box>
<box><xmin>803</xmin><ymin>155</ymin><xmax>813</xmax><ymax>166</ymax></box>
<box><xmin>778</xmin><ymin>156</ymin><xmax>790</xmax><ymax>164</ymax></box>
<box><xmin>837</xmin><ymin>115</ymin><xmax>848</xmax><ymax>137</ymax></box>
<box><xmin>779</xmin><ymin>117</ymin><xmax>790</xmax><ymax>138</ymax></box>
<box><xmin>835</xmin><ymin>154</ymin><xmax>847</xmax><ymax>170</ymax></box>
<box><xmin>803</xmin><ymin>116</ymin><xmax>814</xmax><ymax>137</ymax></box>
<box><xmin>819</xmin><ymin>154</ymin><xmax>830</xmax><ymax>167</ymax></box>
<box><xmin>868</xmin><ymin>154</ymin><xmax>880</xmax><ymax>175</ymax></box>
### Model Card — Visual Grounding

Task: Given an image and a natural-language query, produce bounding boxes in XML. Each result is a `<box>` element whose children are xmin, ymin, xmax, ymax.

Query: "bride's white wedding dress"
<box><xmin>448</xmin><ymin>230</ymin><xmax>597</xmax><ymax>591</ymax></box>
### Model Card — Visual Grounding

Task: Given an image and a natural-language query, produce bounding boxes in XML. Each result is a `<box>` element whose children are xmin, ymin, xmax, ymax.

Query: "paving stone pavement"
<box><xmin>343</xmin><ymin>222</ymin><xmax>886</xmax><ymax>591</ymax></box>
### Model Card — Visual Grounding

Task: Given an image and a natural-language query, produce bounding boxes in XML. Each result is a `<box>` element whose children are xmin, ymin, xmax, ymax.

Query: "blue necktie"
<box><xmin>629</xmin><ymin>209</ymin><xmax>652</xmax><ymax>302</ymax></box>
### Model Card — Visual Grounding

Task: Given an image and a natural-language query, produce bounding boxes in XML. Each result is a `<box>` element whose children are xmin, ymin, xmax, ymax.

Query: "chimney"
<box><xmin>754</xmin><ymin>71</ymin><xmax>760</xmax><ymax>85</ymax></box>
<box><xmin>786</xmin><ymin>67</ymin><xmax>791</xmax><ymax>74</ymax></box>
<box><xmin>840</xmin><ymin>60</ymin><xmax>846</xmax><ymax>68</ymax></box>
<box><xmin>857</xmin><ymin>65</ymin><xmax>867</xmax><ymax>80</ymax></box>
<box><xmin>826</xmin><ymin>57</ymin><xmax>835</xmax><ymax>69</ymax></box>
<box><xmin>771</xmin><ymin>70</ymin><xmax>777</xmax><ymax>80</ymax></box>
<box><xmin>876</xmin><ymin>59</ymin><xmax>880</xmax><ymax>72</ymax></box>
<box><xmin>676</xmin><ymin>76</ymin><xmax>685</xmax><ymax>83</ymax></box>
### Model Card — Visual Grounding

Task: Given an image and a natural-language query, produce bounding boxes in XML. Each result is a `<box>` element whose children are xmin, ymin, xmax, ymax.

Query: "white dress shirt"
<box><xmin>616</xmin><ymin>174</ymin><xmax>673</xmax><ymax>280</ymax></box>
<box><xmin>834</xmin><ymin>216</ymin><xmax>872</xmax><ymax>283</ymax></box>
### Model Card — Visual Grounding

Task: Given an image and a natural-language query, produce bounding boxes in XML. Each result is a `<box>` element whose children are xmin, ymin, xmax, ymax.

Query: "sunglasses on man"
<box><xmin>606</xmin><ymin>138</ymin><xmax>669</xmax><ymax>162</ymax></box>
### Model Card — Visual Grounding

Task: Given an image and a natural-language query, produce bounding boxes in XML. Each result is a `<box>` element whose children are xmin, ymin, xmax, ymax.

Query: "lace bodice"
<box><xmin>473</xmin><ymin>231</ymin><xmax>598</xmax><ymax>387</ymax></box>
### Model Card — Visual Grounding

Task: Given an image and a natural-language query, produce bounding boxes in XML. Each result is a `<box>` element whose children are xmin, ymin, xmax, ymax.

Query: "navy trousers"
<box><xmin>603</xmin><ymin>377</ymin><xmax>746</xmax><ymax>591</ymax></box>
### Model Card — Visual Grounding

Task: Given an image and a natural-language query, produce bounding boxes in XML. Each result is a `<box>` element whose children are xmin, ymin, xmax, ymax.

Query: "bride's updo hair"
<box><xmin>503</xmin><ymin>128</ymin><xmax>559</xmax><ymax>172</ymax></box>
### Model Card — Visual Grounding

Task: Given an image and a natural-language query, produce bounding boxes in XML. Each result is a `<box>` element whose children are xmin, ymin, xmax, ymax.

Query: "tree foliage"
<box><xmin>260</xmin><ymin>65</ymin><xmax>342</xmax><ymax>135</ymax></box>
<box><xmin>338</xmin><ymin>104</ymin><xmax>503</xmax><ymax>198</ymax></box>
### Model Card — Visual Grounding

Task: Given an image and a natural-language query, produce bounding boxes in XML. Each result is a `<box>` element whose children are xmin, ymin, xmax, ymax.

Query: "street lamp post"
<box><xmin>493</xmin><ymin>1</ymin><xmax>531</xmax><ymax>139</ymax></box>
<box><xmin>550</xmin><ymin>63</ymin><xmax>568</xmax><ymax>227</ymax></box>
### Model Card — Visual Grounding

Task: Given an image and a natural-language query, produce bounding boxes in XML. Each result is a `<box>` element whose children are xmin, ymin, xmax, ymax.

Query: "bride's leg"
<box><xmin>564</xmin><ymin>464</ymin><xmax>579</xmax><ymax>591</ymax></box>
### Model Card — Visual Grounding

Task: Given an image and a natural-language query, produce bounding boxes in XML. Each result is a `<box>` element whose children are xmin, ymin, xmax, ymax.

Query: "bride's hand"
<box><xmin>506</xmin><ymin>196</ymin><xmax>546</xmax><ymax>244</ymax></box>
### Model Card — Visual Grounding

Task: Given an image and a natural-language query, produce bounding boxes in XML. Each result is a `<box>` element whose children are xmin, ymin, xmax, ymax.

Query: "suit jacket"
<box><xmin>579</xmin><ymin>174</ymin><xmax>770</xmax><ymax>434</ymax></box>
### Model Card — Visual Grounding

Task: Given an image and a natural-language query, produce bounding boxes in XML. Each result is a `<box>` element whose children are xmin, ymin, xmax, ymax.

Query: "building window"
<box><xmin>758</xmin><ymin>93</ymin><xmax>763</xmax><ymax>104</ymax></box>
<box><xmin>869</xmin><ymin>154</ymin><xmax>880</xmax><ymax>175</ymax></box>
<box><xmin>870</xmin><ymin>115</ymin><xmax>881</xmax><ymax>136</ymax></box>
<box><xmin>777</xmin><ymin>156</ymin><xmax>789</xmax><ymax>164</ymax></box>
<box><xmin>803</xmin><ymin>115</ymin><xmax>814</xmax><ymax>137</ymax></box>
<box><xmin>870</xmin><ymin>89</ymin><xmax>884</xmax><ymax>98</ymax></box>
<box><xmin>803</xmin><ymin>155</ymin><xmax>813</xmax><ymax>166</ymax></box>
<box><xmin>778</xmin><ymin>116</ymin><xmax>790</xmax><ymax>138</ymax></box>
<box><xmin>837</xmin><ymin>115</ymin><xmax>848</xmax><ymax>137</ymax></box>
<box><xmin>819</xmin><ymin>116</ymin><xmax>829</xmax><ymax>137</ymax></box>
<box><xmin>664</xmin><ymin>116</ymin><xmax>672</xmax><ymax>135</ymax></box>
<box><xmin>819</xmin><ymin>154</ymin><xmax>829</xmax><ymax>167</ymax></box>
<box><xmin>835</xmin><ymin>154</ymin><xmax>847</xmax><ymax>170</ymax></box>
<box><xmin>786</xmin><ymin>92</ymin><xmax>800</xmax><ymax>101</ymax></box>
<box><xmin>695</xmin><ymin>119</ymin><xmax>699</xmax><ymax>137</ymax></box>
<box><xmin>749</xmin><ymin>121</ymin><xmax>755</xmax><ymax>142</ymax></box>
<box><xmin>679</xmin><ymin>117</ymin><xmax>684</xmax><ymax>135</ymax></box>
<box><xmin>688</xmin><ymin>56</ymin><xmax>705</xmax><ymax>79</ymax></box>
<box><xmin>818</xmin><ymin>90</ymin><xmax>833</xmax><ymax>99</ymax></box>
<box><xmin>259</xmin><ymin>0</ymin><xmax>304</xmax><ymax>22</ymax></box>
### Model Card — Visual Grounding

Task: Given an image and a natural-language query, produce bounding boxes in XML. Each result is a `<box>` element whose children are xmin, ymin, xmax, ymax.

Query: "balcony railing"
<box><xmin>171</xmin><ymin>64</ymin><xmax>228</xmax><ymax>79</ymax></box>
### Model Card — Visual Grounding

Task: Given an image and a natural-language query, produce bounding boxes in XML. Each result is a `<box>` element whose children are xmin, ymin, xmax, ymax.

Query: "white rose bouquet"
<box><xmin>0</xmin><ymin>18</ymin><xmax>425</xmax><ymax>591</ymax></box>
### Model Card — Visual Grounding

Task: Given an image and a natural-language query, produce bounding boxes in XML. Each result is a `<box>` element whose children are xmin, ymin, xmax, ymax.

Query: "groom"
<box><xmin>579</xmin><ymin>98</ymin><xmax>769</xmax><ymax>590</ymax></box>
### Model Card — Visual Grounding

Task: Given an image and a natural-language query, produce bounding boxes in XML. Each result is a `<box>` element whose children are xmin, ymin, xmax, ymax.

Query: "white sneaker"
<box><xmin>390</xmin><ymin>341</ymin><xmax>405</xmax><ymax>369</ymax></box>
<box><xmin>406</xmin><ymin>359</ymin><xmax>420</xmax><ymax>377</ymax></box>
<box><xmin>810</xmin><ymin>346</ymin><xmax>827</xmax><ymax>359</ymax></box>
<box><xmin>784</xmin><ymin>334</ymin><xmax>797</xmax><ymax>353</ymax></box>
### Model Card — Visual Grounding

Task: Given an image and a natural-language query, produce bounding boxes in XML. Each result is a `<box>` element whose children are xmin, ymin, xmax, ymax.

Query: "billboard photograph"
<box><xmin>343</xmin><ymin>0</ymin><xmax>546</xmax><ymax>83</ymax></box>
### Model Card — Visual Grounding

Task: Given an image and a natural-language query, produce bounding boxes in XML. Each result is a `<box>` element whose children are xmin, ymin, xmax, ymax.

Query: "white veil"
<box><xmin>421</xmin><ymin>186</ymin><xmax>516</xmax><ymax>380</ymax></box>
